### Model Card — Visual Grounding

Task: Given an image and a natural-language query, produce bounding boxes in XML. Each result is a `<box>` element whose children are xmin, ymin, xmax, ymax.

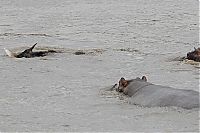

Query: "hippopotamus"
<box><xmin>4</xmin><ymin>43</ymin><xmax>57</xmax><ymax>58</ymax></box>
<box><xmin>186</xmin><ymin>47</ymin><xmax>200</xmax><ymax>62</ymax></box>
<box><xmin>115</xmin><ymin>76</ymin><xmax>199</xmax><ymax>109</ymax></box>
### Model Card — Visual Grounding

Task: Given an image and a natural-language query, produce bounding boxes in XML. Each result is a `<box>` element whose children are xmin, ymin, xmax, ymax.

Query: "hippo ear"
<box><xmin>119</xmin><ymin>77</ymin><xmax>126</xmax><ymax>83</ymax></box>
<box><xmin>142</xmin><ymin>76</ymin><xmax>147</xmax><ymax>82</ymax></box>
<box><xmin>120</xmin><ymin>77</ymin><xmax>125</xmax><ymax>81</ymax></box>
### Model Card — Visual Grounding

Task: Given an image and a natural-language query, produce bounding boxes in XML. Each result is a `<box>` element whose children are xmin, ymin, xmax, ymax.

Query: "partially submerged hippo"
<box><xmin>186</xmin><ymin>47</ymin><xmax>200</xmax><ymax>62</ymax></box>
<box><xmin>115</xmin><ymin>76</ymin><xmax>199</xmax><ymax>109</ymax></box>
<box><xmin>4</xmin><ymin>43</ymin><xmax>57</xmax><ymax>58</ymax></box>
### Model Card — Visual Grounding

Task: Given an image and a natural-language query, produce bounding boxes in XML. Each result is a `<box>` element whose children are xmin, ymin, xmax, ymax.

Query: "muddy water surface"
<box><xmin>0</xmin><ymin>0</ymin><xmax>199</xmax><ymax>132</ymax></box>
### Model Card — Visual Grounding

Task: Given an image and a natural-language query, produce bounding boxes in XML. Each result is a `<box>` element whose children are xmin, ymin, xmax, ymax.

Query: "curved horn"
<box><xmin>29</xmin><ymin>43</ymin><xmax>37</xmax><ymax>51</ymax></box>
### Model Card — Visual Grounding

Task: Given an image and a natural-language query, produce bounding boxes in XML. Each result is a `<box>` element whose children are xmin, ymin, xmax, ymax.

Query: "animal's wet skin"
<box><xmin>4</xmin><ymin>43</ymin><xmax>57</xmax><ymax>58</ymax></box>
<box><xmin>74</xmin><ymin>51</ymin><xmax>86</xmax><ymax>55</ymax></box>
<box><xmin>114</xmin><ymin>76</ymin><xmax>199</xmax><ymax>109</ymax></box>
<box><xmin>171</xmin><ymin>47</ymin><xmax>200</xmax><ymax>64</ymax></box>
<box><xmin>187</xmin><ymin>47</ymin><xmax>200</xmax><ymax>62</ymax></box>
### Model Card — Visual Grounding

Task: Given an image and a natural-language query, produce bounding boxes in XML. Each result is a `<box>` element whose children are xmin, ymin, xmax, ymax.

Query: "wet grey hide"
<box><xmin>120</xmin><ymin>78</ymin><xmax>199</xmax><ymax>109</ymax></box>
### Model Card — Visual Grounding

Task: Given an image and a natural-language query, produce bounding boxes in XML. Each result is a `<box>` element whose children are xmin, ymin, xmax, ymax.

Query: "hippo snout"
<box><xmin>117</xmin><ymin>86</ymin><xmax>124</xmax><ymax>92</ymax></box>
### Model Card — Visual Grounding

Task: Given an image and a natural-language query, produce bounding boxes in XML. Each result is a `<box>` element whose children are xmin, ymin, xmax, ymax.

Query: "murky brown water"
<box><xmin>0</xmin><ymin>0</ymin><xmax>199</xmax><ymax>132</ymax></box>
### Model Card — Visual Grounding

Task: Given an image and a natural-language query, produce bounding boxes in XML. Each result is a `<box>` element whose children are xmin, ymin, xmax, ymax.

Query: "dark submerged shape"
<box><xmin>117</xmin><ymin>76</ymin><xmax>199</xmax><ymax>109</ymax></box>
<box><xmin>74</xmin><ymin>51</ymin><xmax>86</xmax><ymax>55</ymax></box>
<box><xmin>187</xmin><ymin>47</ymin><xmax>200</xmax><ymax>62</ymax></box>
<box><xmin>15</xmin><ymin>43</ymin><xmax>56</xmax><ymax>58</ymax></box>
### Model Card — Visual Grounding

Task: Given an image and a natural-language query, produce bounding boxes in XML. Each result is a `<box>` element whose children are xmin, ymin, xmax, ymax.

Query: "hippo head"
<box><xmin>117</xmin><ymin>76</ymin><xmax>147</xmax><ymax>93</ymax></box>
<box><xmin>117</xmin><ymin>77</ymin><xmax>128</xmax><ymax>92</ymax></box>
<box><xmin>187</xmin><ymin>47</ymin><xmax>200</xmax><ymax>62</ymax></box>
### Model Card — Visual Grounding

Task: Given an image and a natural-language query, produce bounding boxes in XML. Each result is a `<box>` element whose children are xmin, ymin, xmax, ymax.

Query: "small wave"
<box><xmin>113</xmin><ymin>48</ymin><xmax>140</xmax><ymax>53</ymax></box>
<box><xmin>99</xmin><ymin>85</ymin><xmax>129</xmax><ymax>103</ymax></box>
<box><xmin>184</xmin><ymin>59</ymin><xmax>200</xmax><ymax>66</ymax></box>
<box><xmin>169</xmin><ymin>56</ymin><xmax>200</xmax><ymax>67</ymax></box>
<box><xmin>0</xmin><ymin>33</ymin><xmax>52</xmax><ymax>37</ymax></box>
<box><xmin>0</xmin><ymin>24</ymin><xmax>11</xmax><ymax>27</ymax></box>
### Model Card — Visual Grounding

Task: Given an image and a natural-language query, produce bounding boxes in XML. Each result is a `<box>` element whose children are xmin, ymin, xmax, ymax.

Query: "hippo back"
<box><xmin>125</xmin><ymin>79</ymin><xmax>152</xmax><ymax>97</ymax></box>
<box><xmin>128</xmin><ymin>83</ymin><xmax>199</xmax><ymax>109</ymax></box>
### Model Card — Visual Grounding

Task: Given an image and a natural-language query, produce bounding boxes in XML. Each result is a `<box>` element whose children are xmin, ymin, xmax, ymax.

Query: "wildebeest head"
<box><xmin>16</xmin><ymin>43</ymin><xmax>37</xmax><ymax>58</ymax></box>
<box><xmin>117</xmin><ymin>76</ymin><xmax>147</xmax><ymax>93</ymax></box>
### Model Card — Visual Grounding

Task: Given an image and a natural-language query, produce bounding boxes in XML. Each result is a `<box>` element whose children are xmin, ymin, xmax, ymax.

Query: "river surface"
<box><xmin>0</xmin><ymin>0</ymin><xmax>199</xmax><ymax>132</ymax></box>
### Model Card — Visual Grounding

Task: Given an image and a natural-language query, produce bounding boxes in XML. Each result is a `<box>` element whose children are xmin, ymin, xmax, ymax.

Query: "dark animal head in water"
<box><xmin>117</xmin><ymin>76</ymin><xmax>147</xmax><ymax>92</ymax></box>
<box><xmin>4</xmin><ymin>43</ymin><xmax>57</xmax><ymax>58</ymax></box>
<box><xmin>187</xmin><ymin>47</ymin><xmax>200</xmax><ymax>62</ymax></box>
<box><xmin>16</xmin><ymin>43</ymin><xmax>37</xmax><ymax>58</ymax></box>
